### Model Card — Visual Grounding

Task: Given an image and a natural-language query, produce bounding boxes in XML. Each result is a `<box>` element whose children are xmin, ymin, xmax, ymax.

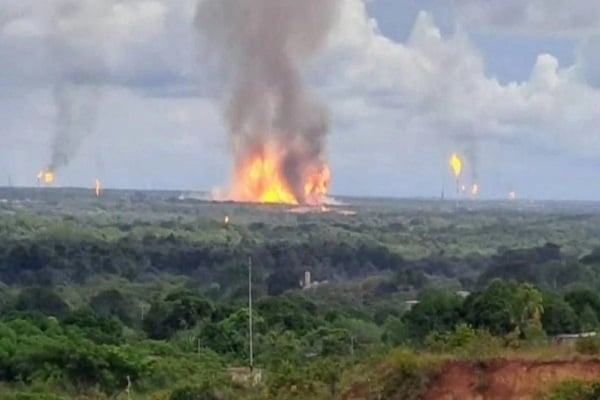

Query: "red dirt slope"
<box><xmin>426</xmin><ymin>359</ymin><xmax>600</xmax><ymax>400</ymax></box>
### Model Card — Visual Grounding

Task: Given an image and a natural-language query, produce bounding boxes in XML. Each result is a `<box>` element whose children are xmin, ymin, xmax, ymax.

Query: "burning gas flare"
<box><xmin>509</xmin><ymin>191</ymin><xmax>517</xmax><ymax>200</ymax></box>
<box><xmin>449</xmin><ymin>153</ymin><xmax>463</xmax><ymax>178</ymax></box>
<box><xmin>231</xmin><ymin>145</ymin><xmax>330</xmax><ymax>205</ymax></box>
<box><xmin>471</xmin><ymin>183</ymin><xmax>479</xmax><ymax>196</ymax></box>
<box><xmin>37</xmin><ymin>170</ymin><xmax>56</xmax><ymax>185</ymax></box>
<box><xmin>94</xmin><ymin>179</ymin><xmax>101</xmax><ymax>197</ymax></box>
<box><xmin>224</xmin><ymin>215</ymin><xmax>230</xmax><ymax>224</ymax></box>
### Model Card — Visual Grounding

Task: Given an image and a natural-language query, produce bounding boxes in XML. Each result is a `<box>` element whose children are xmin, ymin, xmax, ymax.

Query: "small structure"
<box><xmin>300</xmin><ymin>270</ymin><xmax>328</xmax><ymax>290</ymax></box>
<box><xmin>404</xmin><ymin>300</ymin><xmax>420</xmax><ymax>311</ymax></box>
<box><xmin>553</xmin><ymin>332</ymin><xmax>597</xmax><ymax>347</ymax></box>
<box><xmin>228</xmin><ymin>367</ymin><xmax>263</xmax><ymax>386</ymax></box>
<box><xmin>304</xmin><ymin>271</ymin><xmax>312</xmax><ymax>289</ymax></box>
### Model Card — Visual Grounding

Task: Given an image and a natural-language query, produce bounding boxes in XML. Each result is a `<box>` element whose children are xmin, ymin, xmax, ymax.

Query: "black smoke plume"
<box><xmin>49</xmin><ymin>81</ymin><xmax>100</xmax><ymax>171</ymax></box>
<box><xmin>195</xmin><ymin>0</ymin><xmax>340</xmax><ymax>203</ymax></box>
<box><xmin>46</xmin><ymin>1</ymin><xmax>104</xmax><ymax>173</ymax></box>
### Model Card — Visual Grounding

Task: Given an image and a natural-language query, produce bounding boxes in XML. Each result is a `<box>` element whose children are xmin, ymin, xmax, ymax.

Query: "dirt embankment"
<box><xmin>343</xmin><ymin>358</ymin><xmax>600</xmax><ymax>400</ymax></box>
<box><xmin>426</xmin><ymin>359</ymin><xmax>600</xmax><ymax>400</ymax></box>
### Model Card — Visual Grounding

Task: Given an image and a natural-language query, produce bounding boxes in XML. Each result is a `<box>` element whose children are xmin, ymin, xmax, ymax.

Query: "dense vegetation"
<box><xmin>2</xmin><ymin>188</ymin><xmax>600</xmax><ymax>398</ymax></box>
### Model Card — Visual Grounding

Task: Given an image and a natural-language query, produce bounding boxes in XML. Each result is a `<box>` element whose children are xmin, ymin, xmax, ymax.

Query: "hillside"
<box><xmin>427</xmin><ymin>359</ymin><xmax>600</xmax><ymax>400</ymax></box>
<box><xmin>343</xmin><ymin>356</ymin><xmax>600</xmax><ymax>400</ymax></box>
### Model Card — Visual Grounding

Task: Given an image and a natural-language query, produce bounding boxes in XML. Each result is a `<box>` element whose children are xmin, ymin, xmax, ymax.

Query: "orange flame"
<box><xmin>304</xmin><ymin>165</ymin><xmax>331</xmax><ymax>205</ymax></box>
<box><xmin>232</xmin><ymin>145</ymin><xmax>330</xmax><ymax>205</ymax></box>
<box><xmin>449</xmin><ymin>153</ymin><xmax>462</xmax><ymax>178</ymax></box>
<box><xmin>94</xmin><ymin>179</ymin><xmax>101</xmax><ymax>197</ymax></box>
<box><xmin>471</xmin><ymin>183</ymin><xmax>479</xmax><ymax>196</ymax></box>
<box><xmin>509</xmin><ymin>191</ymin><xmax>517</xmax><ymax>200</ymax></box>
<box><xmin>37</xmin><ymin>170</ymin><xmax>56</xmax><ymax>185</ymax></box>
<box><xmin>224</xmin><ymin>215</ymin><xmax>230</xmax><ymax>224</ymax></box>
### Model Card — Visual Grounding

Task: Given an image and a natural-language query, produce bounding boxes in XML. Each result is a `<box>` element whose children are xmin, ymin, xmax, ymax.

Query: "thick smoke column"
<box><xmin>46</xmin><ymin>1</ymin><xmax>105</xmax><ymax>173</ymax></box>
<box><xmin>49</xmin><ymin>81</ymin><xmax>100</xmax><ymax>171</ymax></box>
<box><xmin>195</xmin><ymin>0</ymin><xmax>340</xmax><ymax>203</ymax></box>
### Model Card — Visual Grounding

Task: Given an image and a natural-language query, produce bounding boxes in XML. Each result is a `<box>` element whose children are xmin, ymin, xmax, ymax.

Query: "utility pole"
<box><xmin>248</xmin><ymin>256</ymin><xmax>254</xmax><ymax>373</ymax></box>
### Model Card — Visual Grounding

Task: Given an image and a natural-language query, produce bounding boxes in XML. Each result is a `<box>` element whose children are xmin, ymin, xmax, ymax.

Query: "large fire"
<box><xmin>303</xmin><ymin>164</ymin><xmax>331</xmax><ymax>205</ymax></box>
<box><xmin>231</xmin><ymin>145</ymin><xmax>330</xmax><ymax>205</ymax></box>
<box><xmin>37</xmin><ymin>170</ymin><xmax>56</xmax><ymax>185</ymax></box>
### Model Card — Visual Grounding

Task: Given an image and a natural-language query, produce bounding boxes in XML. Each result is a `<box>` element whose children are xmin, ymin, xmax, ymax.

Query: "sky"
<box><xmin>1</xmin><ymin>0</ymin><xmax>599</xmax><ymax>200</ymax></box>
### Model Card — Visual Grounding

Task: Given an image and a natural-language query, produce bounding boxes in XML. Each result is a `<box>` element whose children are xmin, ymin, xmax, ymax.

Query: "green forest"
<box><xmin>2</xmin><ymin>188</ymin><xmax>600</xmax><ymax>399</ymax></box>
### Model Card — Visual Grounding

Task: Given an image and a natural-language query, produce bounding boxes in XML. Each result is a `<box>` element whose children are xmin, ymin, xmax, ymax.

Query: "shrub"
<box><xmin>424</xmin><ymin>324</ymin><xmax>502</xmax><ymax>357</ymax></box>
<box><xmin>544</xmin><ymin>379</ymin><xmax>593</xmax><ymax>400</ymax></box>
<box><xmin>169</xmin><ymin>386</ymin><xmax>220</xmax><ymax>400</ymax></box>
<box><xmin>575</xmin><ymin>337</ymin><xmax>600</xmax><ymax>355</ymax></box>
<box><xmin>10</xmin><ymin>395</ymin><xmax>66</xmax><ymax>400</ymax></box>
<box><xmin>381</xmin><ymin>348</ymin><xmax>430</xmax><ymax>400</ymax></box>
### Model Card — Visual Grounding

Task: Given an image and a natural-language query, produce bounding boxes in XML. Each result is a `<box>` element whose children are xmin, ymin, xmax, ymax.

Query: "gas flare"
<box><xmin>509</xmin><ymin>191</ymin><xmax>517</xmax><ymax>200</ymax></box>
<box><xmin>94</xmin><ymin>179</ymin><xmax>101</xmax><ymax>197</ymax></box>
<box><xmin>449</xmin><ymin>153</ymin><xmax>463</xmax><ymax>178</ymax></box>
<box><xmin>37</xmin><ymin>170</ymin><xmax>56</xmax><ymax>185</ymax></box>
<box><xmin>471</xmin><ymin>183</ymin><xmax>479</xmax><ymax>196</ymax></box>
<box><xmin>231</xmin><ymin>144</ymin><xmax>330</xmax><ymax>205</ymax></box>
<box><xmin>224</xmin><ymin>215</ymin><xmax>230</xmax><ymax>224</ymax></box>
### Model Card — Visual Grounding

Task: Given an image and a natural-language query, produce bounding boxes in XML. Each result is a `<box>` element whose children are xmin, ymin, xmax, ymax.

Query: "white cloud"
<box><xmin>1</xmin><ymin>0</ymin><xmax>600</xmax><ymax>198</ymax></box>
<box><xmin>2</xmin><ymin>18</ymin><xmax>45</xmax><ymax>38</ymax></box>
<box><xmin>0</xmin><ymin>0</ymin><xmax>196</xmax><ymax>88</ymax></box>
<box><xmin>324</xmin><ymin>0</ymin><xmax>600</xmax><ymax>165</ymax></box>
<box><xmin>577</xmin><ymin>36</ymin><xmax>600</xmax><ymax>87</ymax></box>
<box><xmin>448</xmin><ymin>0</ymin><xmax>600</xmax><ymax>36</ymax></box>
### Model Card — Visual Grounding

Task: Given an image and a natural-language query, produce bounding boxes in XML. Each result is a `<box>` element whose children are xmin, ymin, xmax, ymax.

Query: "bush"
<box><xmin>381</xmin><ymin>348</ymin><xmax>430</xmax><ymax>400</ymax></box>
<box><xmin>7</xmin><ymin>395</ymin><xmax>66</xmax><ymax>400</ymax></box>
<box><xmin>575</xmin><ymin>337</ymin><xmax>600</xmax><ymax>355</ymax></box>
<box><xmin>169</xmin><ymin>386</ymin><xmax>220</xmax><ymax>400</ymax></box>
<box><xmin>544</xmin><ymin>379</ymin><xmax>593</xmax><ymax>400</ymax></box>
<box><xmin>424</xmin><ymin>324</ymin><xmax>502</xmax><ymax>357</ymax></box>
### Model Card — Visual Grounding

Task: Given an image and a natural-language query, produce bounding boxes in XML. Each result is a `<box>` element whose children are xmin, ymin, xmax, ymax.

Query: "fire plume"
<box><xmin>471</xmin><ymin>183</ymin><xmax>479</xmax><ymax>196</ymax></box>
<box><xmin>232</xmin><ymin>145</ymin><xmax>330</xmax><ymax>205</ymax></box>
<box><xmin>37</xmin><ymin>170</ymin><xmax>56</xmax><ymax>185</ymax></box>
<box><xmin>449</xmin><ymin>153</ymin><xmax>463</xmax><ymax>178</ymax></box>
<box><xmin>94</xmin><ymin>179</ymin><xmax>101</xmax><ymax>197</ymax></box>
<box><xmin>304</xmin><ymin>164</ymin><xmax>331</xmax><ymax>205</ymax></box>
